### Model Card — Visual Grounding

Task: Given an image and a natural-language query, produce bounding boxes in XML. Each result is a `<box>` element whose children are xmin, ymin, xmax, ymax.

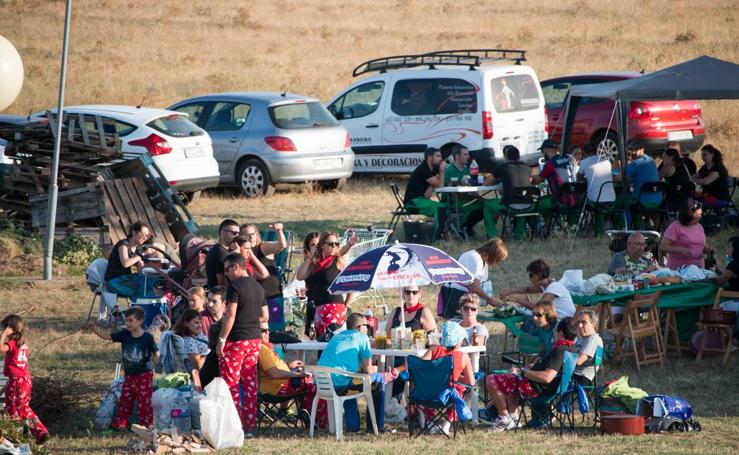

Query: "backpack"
<box><xmin>638</xmin><ymin>395</ymin><xmax>693</xmax><ymax>420</ymax></box>
<box><xmin>646</xmin><ymin>416</ymin><xmax>702</xmax><ymax>433</ymax></box>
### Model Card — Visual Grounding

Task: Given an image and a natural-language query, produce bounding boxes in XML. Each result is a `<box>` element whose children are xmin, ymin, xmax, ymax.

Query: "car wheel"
<box><xmin>593</xmin><ymin>131</ymin><xmax>620</xmax><ymax>160</ymax></box>
<box><xmin>317</xmin><ymin>178</ymin><xmax>347</xmax><ymax>191</ymax></box>
<box><xmin>237</xmin><ymin>159</ymin><xmax>275</xmax><ymax>197</ymax></box>
<box><xmin>179</xmin><ymin>191</ymin><xmax>201</xmax><ymax>205</ymax></box>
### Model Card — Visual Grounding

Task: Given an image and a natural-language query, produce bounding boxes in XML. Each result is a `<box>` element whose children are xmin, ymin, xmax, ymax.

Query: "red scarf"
<box><xmin>403</xmin><ymin>303</ymin><xmax>424</xmax><ymax>314</ymax></box>
<box><xmin>313</xmin><ymin>255</ymin><xmax>335</xmax><ymax>272</ymax></box>
<box><xmin>553</xmin><ymin>339</ymin><xmax>576</xmax><ymax>349</ymax></box>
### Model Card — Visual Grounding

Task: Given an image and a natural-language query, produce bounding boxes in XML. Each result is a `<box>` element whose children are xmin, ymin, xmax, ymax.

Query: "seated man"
<box><xmin>404</xmin><ymin>147</ymin><xmax>447</xmax><ymax>239</ymax></box>
<box><xmin>485</xmin><ymin>317</ymin><xmax>578</xmax><ymax>431</ymax></box>
<box><xmin>607</xmin><ymin>232</ymin><xmax>658</xmax><ymax>276</ymax></box>
<box><xmin>616</xmin><ymin>140</ymin><xmax>661</xmax><ymax>227</ymax></box>
<box><xmin>444</xmin><ymin>144</ymin><xmax>485</xmax><ymax>237</ymax></box>
<box><xmin>577</xmin><ymin>143</ymin><xmax>616</xmax><ymax>233</ymax></box>
<box><xmin>483</xmin><ymin>145</ymin><xmax>533</xmax><ymax>240</ymax></box>
<box><xmin>532</xmin><ymin>139</ymin><xmax>576</xmax><ymax>225</ymax></box>
<box><xmin>257</xmin><ymin>321</ymin><xmax>327</xmax><ymax>428</ymax></box>
<box><xmin>573</xmin><ymin>310</ymin><xmax>603</xmax><ymax>385</ymax></box>
<box><xmin>317</xmin><ymin>312</ymin><xmax>389</xmax><ymax>433</ymax></box>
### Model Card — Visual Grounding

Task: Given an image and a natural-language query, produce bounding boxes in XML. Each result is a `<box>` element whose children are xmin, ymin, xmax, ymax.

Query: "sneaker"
<box><xmin>244</xmin><ymin>431</ymin><xmax>254</xmax><ymax>439</ymax></box>
<box><xmin>487</xmin><ymin>416</ymin><xmax>513</xmax><ymax>432</ymax></box>
<box><xmin>428</xmin><ymin>421</ymin><xmax>450</xmax><ymax>436</ymax></box>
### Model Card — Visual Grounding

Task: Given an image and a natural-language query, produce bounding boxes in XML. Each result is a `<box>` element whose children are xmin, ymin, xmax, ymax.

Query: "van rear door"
<box><xmin>487</xmin><ymin>72</ymin><xmax>546</xmax><ymax>164</ymax></box>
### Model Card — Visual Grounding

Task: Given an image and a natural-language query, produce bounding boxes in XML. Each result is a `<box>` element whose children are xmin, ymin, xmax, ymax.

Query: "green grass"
<box><xmin>2</xmin><ymin>176</ymin><xmax>738</xmax><ymax>453</ymax></box>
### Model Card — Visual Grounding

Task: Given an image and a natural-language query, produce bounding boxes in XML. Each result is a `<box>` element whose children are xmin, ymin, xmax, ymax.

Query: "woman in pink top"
<box><xmin>660</xmin><ymin>199</ymin><xmax>707</xmax><ymax>269</ymax></box>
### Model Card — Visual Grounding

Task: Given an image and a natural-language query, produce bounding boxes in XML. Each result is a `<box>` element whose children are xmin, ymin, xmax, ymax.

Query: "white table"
<box><xmin>434</xmin><ymin>186</ymin><xmax>499</xmax><ymax>238</ymax></box>
<box><xmin>282</xmin><ymin>342</ymin><xmax>486</xmax><ymax>423</ymax></box>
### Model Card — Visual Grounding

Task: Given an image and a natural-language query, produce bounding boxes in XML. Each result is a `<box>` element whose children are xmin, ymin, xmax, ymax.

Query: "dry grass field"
<box><xmin>1</xmin><ymin>0</ymin><xmax>739</xmax><ymax>453</ymax></box>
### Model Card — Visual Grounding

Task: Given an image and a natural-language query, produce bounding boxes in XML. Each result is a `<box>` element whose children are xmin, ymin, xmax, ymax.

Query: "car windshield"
<box><xmin>147</xmin><ymin>114</ymin><xmax>204</xmax><ymax>137</ymax></box>
<box><xmin>268</xmin><ymin>102</ymin><xmax>338</xmax><ymax>129</ymax></box>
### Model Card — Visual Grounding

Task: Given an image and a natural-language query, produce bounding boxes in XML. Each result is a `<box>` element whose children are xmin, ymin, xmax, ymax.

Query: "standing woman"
<box><xmin>442</xmin><ymin>238</ymin><xmax>509</xmax><ymax>319</ymax></box>
<box><xmin>660</xmin><ymin>199</ymin><xmax>707</xmax><ymax>270</ymax></box>
<box><xmin>296</xmin><ymin>231</ymin><xmax>358</xmax><ymax>338</ymax></box>
<box><xmin>104</xmin><ymin>221</ymin><xmax>151</xmax><ymax>282</ymax></box>
<box><xmin>231</xmin><ymin>235</ymin><xmax>270</xmax><ymax>280</ymax></box>
<box><xmin>692</xmin><ymin>144</ymin><xmax>730</xmax><ymax>208</ymax></box>
<box><xmin>240</xmin><ymin>224</ymin><xmax>288</xmax><ymax>321</ymax></box>
<box><xmin>300</xmin><ymin>232</ymin><xmax>321</xmax><ymax>337</ymax></box>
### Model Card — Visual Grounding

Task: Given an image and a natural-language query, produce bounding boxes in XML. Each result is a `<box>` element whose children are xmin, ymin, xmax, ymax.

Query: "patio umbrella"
<box><xmin>328</xmin><ymin>241</ymin><xmax>473</xmax><ymax>329</ymax></box>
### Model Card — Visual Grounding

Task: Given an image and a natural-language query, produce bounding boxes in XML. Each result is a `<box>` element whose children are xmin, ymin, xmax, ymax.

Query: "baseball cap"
<box><xmin>538</xmin><ymin>139</ymin><xmax>559</xmax><ymax>150</ymax></box>
<box><xmin>627</xmin><ymin>139</ymin><xmax>645</xmax><ymax>151</ymax></box>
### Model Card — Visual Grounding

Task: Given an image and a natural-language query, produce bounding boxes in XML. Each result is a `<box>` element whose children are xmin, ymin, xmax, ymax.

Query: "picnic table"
<box><xmin>282</xmin><ymin>341</ymin><xmax>487</xmax><ymax>423</ymax></box>
<box><xmin>572</xmin><ymin>280</ymin><xmax>718</xmax><ymax>347</ymax></box>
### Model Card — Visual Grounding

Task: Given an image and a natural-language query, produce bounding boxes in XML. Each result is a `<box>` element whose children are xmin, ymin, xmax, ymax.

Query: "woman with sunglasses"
<box><xmin>531</xmin><ymin>301</ymin><xmax>558</xmax><ymax>357</ymax></box>
<box><xmin>385</xmin><ymin>285</ymin><xmax>438</xmax><ymax>339</ymax></box>
<box><xmin>457</xmin><ymin>293</ymin><xmax>489</xmax><ymax>346</ymax></box>
<box><xmin>296</xmin><ymin>231</ymin><xmax>358</xmax><ymax>338</ymax></box>
<box><xmin>661</xmin><ymin>199</ymin><xmax>707</xmax><ymax>270</ymax></box>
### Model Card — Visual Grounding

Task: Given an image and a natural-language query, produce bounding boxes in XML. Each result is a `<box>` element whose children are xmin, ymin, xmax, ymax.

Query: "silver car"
<box><xmin>168</xmin><ymin>92</ymin><xmax>355</xmax><ymax>197</ymax></box>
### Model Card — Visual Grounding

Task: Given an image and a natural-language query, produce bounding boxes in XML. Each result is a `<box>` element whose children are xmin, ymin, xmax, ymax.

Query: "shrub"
<box><xmin>53</xmin><ymin>235</ymin><xmax>101</xmax><ymax>266</ymax></box>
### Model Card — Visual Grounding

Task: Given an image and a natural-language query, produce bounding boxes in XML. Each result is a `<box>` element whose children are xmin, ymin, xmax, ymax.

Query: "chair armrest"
<box><xmin>306</xmin><ymin>366</ymin><xmax>372</xmax><ymax>391</ymax></box>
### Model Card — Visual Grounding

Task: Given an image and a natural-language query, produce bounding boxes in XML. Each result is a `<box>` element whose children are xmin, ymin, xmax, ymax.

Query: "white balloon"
<box><xmin>0</xmin><ymin>35</ymin><xmax>24</xmax><ymax>112</ymax></box>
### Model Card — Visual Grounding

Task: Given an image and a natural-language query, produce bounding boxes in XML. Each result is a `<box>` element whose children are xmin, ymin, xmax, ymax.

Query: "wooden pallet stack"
<box><xmin>0</xmin><ymin>113</ymin><xmax>196</xmax><ymax>248</ymax></box>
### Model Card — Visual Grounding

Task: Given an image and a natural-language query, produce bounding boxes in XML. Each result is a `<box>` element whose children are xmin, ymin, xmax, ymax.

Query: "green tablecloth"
<box><xmin>573</xmin><ymin>281</ymin><xmax>718</xmax><ymax>342</ymax></box>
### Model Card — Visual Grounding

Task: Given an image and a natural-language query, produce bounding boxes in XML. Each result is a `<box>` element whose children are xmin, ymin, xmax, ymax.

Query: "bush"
<box><xmin>53</xmin><ymin>235</ymin><xmax>101</xmax><ymax>266</ymax></box>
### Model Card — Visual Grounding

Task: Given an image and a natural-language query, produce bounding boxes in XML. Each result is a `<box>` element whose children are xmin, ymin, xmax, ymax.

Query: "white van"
<box><xmin>326</xmin><ymin>50</ymin><xmax>548</xmax><ymax>173</ymax></box>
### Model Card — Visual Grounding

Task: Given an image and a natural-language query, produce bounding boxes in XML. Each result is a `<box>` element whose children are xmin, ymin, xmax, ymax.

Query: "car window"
<box><xmin>147</xmin><ymin>114</ymin><xmax>204</xmax><ymax>137</ymax></box>
<box><xmin>390</xmin><ymin>78</ymin><xmax>477</xmax><ymax>116</ymax></box>
<box><xmin>73</xmin><ymin>114</ymin><xmax>138</xmax><ymax>137</ymax></box>
<box><xmin>203</xmin><ymin>102</ymin><xmax>251</xmax><ymax>131</ymax></box>
<box><xmin>491</xmin><ymin>74</ymin><xmax>541</xmax><ymax>113</ymax></box>
<box><xmin>541</xmin><ymin>81</ymin><xmax>571</xmax><ymax>109</ymax></box>
<box><xmin>268</xmin><ymin>102</ymin><xmax>338</xmax><ymax>129</ymax></box>
<box><xmin>174</xmin><ymin>102</ymin><xmax>210</xmax><ymax>126</ymax></box>
<box><xmin>329</xmin><ymin>81</ymin><xmax>384</xmax><ymax>120</ymax></box>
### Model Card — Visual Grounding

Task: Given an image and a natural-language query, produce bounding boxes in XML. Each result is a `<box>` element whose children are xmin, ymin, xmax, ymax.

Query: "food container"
<box><xmin>600</xmin><ymin>414</ymin><xmax>645</xmax><ymax>435</ymax></box>
<box><xmin>700</xmin><ymin>308</ymin><xmax>737</xmax><ymax>325</ymax></box>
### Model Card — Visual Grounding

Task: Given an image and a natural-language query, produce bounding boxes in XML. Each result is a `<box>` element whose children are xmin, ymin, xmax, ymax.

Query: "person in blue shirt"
<box><xmin>317</xmin><ymin>312</ymin><xmax>388</xmax><ymax>432</ymax></box>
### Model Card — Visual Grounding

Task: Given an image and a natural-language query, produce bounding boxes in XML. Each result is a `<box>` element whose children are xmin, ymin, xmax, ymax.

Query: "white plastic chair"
<box><xmin>307</xmin><ymin>366</ymin><xmax>378</xmax><ymax>441</ymax></box>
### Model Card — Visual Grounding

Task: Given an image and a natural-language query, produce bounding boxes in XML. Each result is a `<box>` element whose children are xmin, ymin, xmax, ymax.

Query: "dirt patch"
<box><xmin>0</xmin><ymin>235</ymin><xmax>22</xmax><ymax>261</ymax></box>
<box><xmin>0</xmin><ymin>253</ymin><xmax>67</xmax><ymax>277</ymax></box>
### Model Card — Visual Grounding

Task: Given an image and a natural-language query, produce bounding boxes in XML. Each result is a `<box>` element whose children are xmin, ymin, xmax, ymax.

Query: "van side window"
<box><xmin>491</xmin><ymin>75</ymin><xmax>541</xmax><ymax>113</ymax></box>
<box><xmin>391</xmin><ymin>78</ymin><xmax>477</xmax><ymax>116</ymax></box>
<box><xmin>329</xmin><ymin>82</ymin><xmax>385</xmax><ymax>120</ymax></box>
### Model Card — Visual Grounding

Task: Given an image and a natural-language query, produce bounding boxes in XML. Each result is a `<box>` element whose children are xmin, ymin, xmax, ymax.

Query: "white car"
<box><xmin>35</xmin><ymin>105</ymin><xmax>221</xmax><ymax>201</ymax></box>
<box><xmin>326</xmin><ymin>49</ymin><xmax>548</xmax><ymax>173</ymax></box>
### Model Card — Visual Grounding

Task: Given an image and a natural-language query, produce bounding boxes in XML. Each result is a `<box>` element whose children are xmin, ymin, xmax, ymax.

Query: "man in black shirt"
<box><xmin>485</xmin><ymin>318</ymin><xmax>578</xmax><ymax>432</ymax></box>
<box><xmin>216</xmin><ymin>252</ymin><xmax>268</xmax><ymax>436</ymax></box>
<box><xmin>205</xmin><ymin>219</ymin><xmax>240</xmax><ymax>288</ymax></box>
<box><xmin>403</xmin><ymin>147</ymin><xmax>448</xmax><ymax>239</ymax></box>
<box><xmin>482</xmin><ymin>145</ymin><xmax>533</xmax><ymax>239</ymax></box>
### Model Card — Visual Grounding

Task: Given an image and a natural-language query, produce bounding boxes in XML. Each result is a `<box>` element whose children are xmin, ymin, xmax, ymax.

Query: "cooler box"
<box><xmin>131</xmin><ymin>297</ymin><xmax>168</xmax><ymax>328</ymax></box>
<box><xmin>403</xmin><ymin>220</ymin><xmax>434</xmax><ymax>245</ymax></box>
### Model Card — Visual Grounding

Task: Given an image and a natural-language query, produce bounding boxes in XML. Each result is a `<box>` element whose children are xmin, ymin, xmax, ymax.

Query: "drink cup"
<box><xmin>477</xmin><ymin>175</ymin><xmax>484</xmax><ymax>185</ymax></box>
<box><xmin>450</xmin><ymin>177</ymin><xmax>458</xmax><ymax>187</ymax></box>
<box><xmin>374</xmin><ymin>333</ymin><xmax>387</xmax><ymax>349</ymax></box>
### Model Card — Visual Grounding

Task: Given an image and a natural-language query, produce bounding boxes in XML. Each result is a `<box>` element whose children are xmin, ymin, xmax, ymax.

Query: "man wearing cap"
<box><xmin>532</xmin><ymin>139</ymin><xmax>576</xmax><ymax>225</ymax></box>
<box><xmin>616</xmin><ymin>140</ymin><xmax>661</xmax><ymax>226</ymax></box>
<box><xmin>404</xmin><ymin>147</ymin><xmax>448</xmax><ymax>239</ymax></box>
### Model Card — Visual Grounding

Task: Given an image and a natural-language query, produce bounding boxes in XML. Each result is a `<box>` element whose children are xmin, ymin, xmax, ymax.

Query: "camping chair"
<box><xmin>545</xmin><ymin>181</ymin><xmax>586</xmax><ymax>236</ymax></box>
<box><xmin>702</xmin><ymin>176</ymin><xmax>738</xmax><ymax>216</ymax></box>
<box><xmin>634</xmin><ymin>181</ymin><xmax>669</xmax><ymax>231</ymax></box>
<box><xmin>499</xmin><ymin>322</ymin><xmax>542</xmax><ymax>367</ymax></box>
<box><xmin>257</xmin><ymin>388</ymin><xmax>311</xmax><ymax>431</ymax></box>
<box><xmin>308</xmin><ymin>366</ymin><xmax>378</xmax><ymax>441</ymax></box>
<box><xmin>500</xmin><ymin>186</ymin><xmax>543</xmax><ymax>240</ymax></box>
<box><xmin>406</xmin><ymin>355</ymin><xmax>473</xmax><ymax>439</ymax></box>
<box><xmin>695</xmin><ymin>288</ymin><xmax>739</xmax><ymax>366</ymax></box>
<box><xmin>572</xmin><ymin>345</ymin><xmax>604</xmax><ymax>427</ymax></box>
<box><xmin>518</xmin><ymin>350</ymin><xmax>578</xmax><ymax>435</ymax></box>
<box><xmin>586</xmin><ymin>180</ymin><xmax>624</xmax><ymax>235</ymax></box>
<box><xmin>388</xmin><ymin>183</ymin><xmax>418</xmax><ymax>237</ymax></box>
<box><xmin>666</xmin><ymin>181</ymin><xmax>695</xmax><ymax>218</ymax></box>
<box><xmin>606</xmin><ymin>291</ymin><xmax>666</xmax><ymax>371</ymax></box>
<box><xmin>606</xmin><ymin>230</ymin><xmax>661</xmax><ymax>263</ymax></box>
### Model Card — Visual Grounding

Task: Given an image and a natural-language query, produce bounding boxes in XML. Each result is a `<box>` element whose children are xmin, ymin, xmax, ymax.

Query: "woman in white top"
<box><xmin>500</xmin><ymin>258</ymin><xmax>576</xmax><ymax>319</ymax></box>
<box><xmin>457</xmin><ymin>293</ymin><xmax>489</xmax><ymax>346</ymax></box>
<box><xmin>442</xmin><ymin>238</ymin><xmax>509</xmax><ymax>319</ymax></box>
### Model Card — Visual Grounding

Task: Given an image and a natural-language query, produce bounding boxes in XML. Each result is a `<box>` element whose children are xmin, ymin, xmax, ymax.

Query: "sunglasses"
<box><xmin>528</xmin><ymin>273</ymin><xmax>537</xmax><ymax>278</ymax></box>
<box><xmin>461</xmin><ymin>306</ymin><xmax>478</xmax><ymax>312</ymax></box>
<box><xmin>404</xmin><ymin>290</ymin><xmax>420</xmax><ymax>295</ymax></box>
<box><xmin>261</xmin><ymin>328</ymin><xmax>270</xmax><ymax>333</ymax></box>
<box><xmin>324</xmin><ymin>241</ymin><xmax>340</xmax><ymax>247</ymax></box>
<box><xmin>691</xmin><ymin>202</ymin><xmax>702</xmax><ymax>211</ymax></box>
<box><xmin>532</xmin><ymin>312</ymin><xmax>545</xmax><ymax>318</ymax></box>
<box><xmin>224</xmin><ymin>230</ymin><xmax>239</xmax><ymax>236</ymax></box>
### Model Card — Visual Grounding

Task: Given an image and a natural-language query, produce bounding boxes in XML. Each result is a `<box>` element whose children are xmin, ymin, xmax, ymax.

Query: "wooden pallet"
<box><xmin>101</xmin><ymin>178</ymin><xmax>177</xmax><ymax>246</ymax></box>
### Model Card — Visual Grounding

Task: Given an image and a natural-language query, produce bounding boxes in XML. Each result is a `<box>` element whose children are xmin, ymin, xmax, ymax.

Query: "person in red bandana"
<box><xmin>296</xmin><ymin>230</ymin><xmax>358</xmax><ymax>338</ymax></box>
<box><xmin>384</xmin><ymin>285</ymin><xmax>437</xmax><ymax>339</ymax></box>
<box><xmin>1</xmin><ymin>315</ymin><xmax>49</xmax><ymax>444</ymax></box>
<box><xmin>485</xmin><ymin>317</ymin><xmax>578</xmax><ymax>432</ymax></box>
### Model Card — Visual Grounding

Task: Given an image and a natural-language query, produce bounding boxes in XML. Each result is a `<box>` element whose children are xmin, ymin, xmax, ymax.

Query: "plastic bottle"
<box><xmin>469</xmin><ymin>159</ymin><xmax>479</xmax><ymax>177</ymax></box>
<box><xmin>308</xmin><ymin>322</ymin><xmax>317</xmax><ymax>340</ymax></box>
<box><xmin>471</xmin><ymin>326</ymin><xmax>479</xmax><ymax>346</ymax></box>
<box><xmin>705</xmin><ymin>249</ymin><xmax>716</xmax><ymax>270</ymax></box>
<box><xmin>170</xmin><ymin>390</ymin><xmax>192</xmax><ymax>434</ymax></box>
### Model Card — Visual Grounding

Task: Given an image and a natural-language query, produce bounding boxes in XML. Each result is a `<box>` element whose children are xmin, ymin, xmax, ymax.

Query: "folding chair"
<box><xmin>695</xmin><ymin>288</ymin><xmax>739</xmax><ymax>366</ymax></box>
<box><xmin>388</xmin><ymin>183</ymin><xmax>418</xmax><ymax>236</ymax></box>
<box><xmin>606</xmin><ymin>292</ymin><xmax>666</xmax><ymax>371</ymax></box>
<box><xmin>500</xmin><ymin>186</ymin><xmax>543</xmax><ymax>240</ymax></box>
<box><xmin>606</xmin><ymin>230</ymin><xmax>661</xmax><ymax>263</ymax></box>
<box><xmin>666</xmin><ymin>181</ymin><xmax>695</xmax><ymax>218</ymax></box>
<box><xmin>634</xmin><ymin>181</ymin><xmax>669</xmax><ymax>231</ymax></box>
<box><xmin>257</xmin><ymin>388</ymin><xmax>311</xmax><ymax>431</ymax></box>
<box><xmin>546</xmin><ymin>181</ymin><xmax>586</xmax><ymax>236</ymax></box>
<box><xmin>702</xmin><ymin>176</ymin><xmax>738</xmax><ymax>216</ymax></box>
<box><xmin>406</xmin><ymin>355</ymin><xmax>473</xmax><ymax>439</ymax></box>
<box><xmin>519</xmin><ymin>350</ymin><xmax>578</xmax><ymax>435</ymax></box>
<box><xmin>586</xmin><ymin>180</ymin><xmax>624</xmax><ymax>235</ymax></box>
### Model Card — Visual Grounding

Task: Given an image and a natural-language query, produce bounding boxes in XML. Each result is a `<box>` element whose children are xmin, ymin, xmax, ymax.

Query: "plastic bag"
<box><xmin>94</xmin><ymin>378</ymin><xmax>123</xmax><ymax>430</ymax></box>
<box><xmin>200</xmin><ymin>378</ymin><xmax>244</xmax><ymax>449</ymax></box>
<box><xmin>153</xmin><ymin>388</ymin><xmax>181</xmax><ymax>429</ymax></box>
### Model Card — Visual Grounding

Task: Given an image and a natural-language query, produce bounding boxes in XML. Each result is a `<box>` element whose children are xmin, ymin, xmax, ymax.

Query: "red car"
<box><xmin>541</xmin><ymin>72</ymin><xmax>705</xmax><ymax>157</ymax></box>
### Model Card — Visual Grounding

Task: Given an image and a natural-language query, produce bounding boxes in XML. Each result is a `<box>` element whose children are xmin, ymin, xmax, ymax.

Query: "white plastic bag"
<box><xmin>152</xmin><ymin>388</ymin><xmax>181</xmax><ymax>430</ymax></box>
<box><xmin>94</xmin><ymin>377</ymin><xmax>123</xmax><ymax>430</ymax></box>
<box><xmin>199</xmin><ymin>377</ymin><xmax>244</xmax><ymax>449</ymax></box>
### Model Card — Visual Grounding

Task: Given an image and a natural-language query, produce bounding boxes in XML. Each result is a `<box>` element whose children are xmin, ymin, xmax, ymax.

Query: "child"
<box><xmin>89</xmin><ymin>307</ymin><xmax>159</xmax><ymax>430</ymax></box>
<box><xmin>201</xmin><ymin>286</ymin><xmax>226</xmax><ymax>337</ymax></box>
<box><xmin>1</xmin><ymin>315</ymin><xmax>49</xmax><ymax>444</ymax></box>
<box><xmin>169</xmin><ymin>286</ymin><xmax>205</xmax><ymax>327</ymax></box>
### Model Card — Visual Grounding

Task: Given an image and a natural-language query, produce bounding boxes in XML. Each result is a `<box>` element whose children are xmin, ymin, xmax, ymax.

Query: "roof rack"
<box><xmin>352</xmin><ymin>49</ymin><xmax>527</xmax><ymax>77</ymax></box>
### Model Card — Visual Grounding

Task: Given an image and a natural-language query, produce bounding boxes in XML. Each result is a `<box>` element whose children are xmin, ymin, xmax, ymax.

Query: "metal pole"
<box><xmin>43</xmin><ymin>0</ymin><xmax>73</xmax><ymax>281</ymax></box>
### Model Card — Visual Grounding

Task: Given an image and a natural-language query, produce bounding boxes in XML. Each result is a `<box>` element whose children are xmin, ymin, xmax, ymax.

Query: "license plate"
<box><xmin>314</xmin><ymin>158</ymin><xmax>341</xmax><ymax>170</ymax></box>
<box><xmin>184</xmin><ymin>147</ymin><xmax>204</xmax><ymax>158</ymax></box>
<box><xmin>667</xmin><ymin>130</ymin><xmax>693</xmax><ymax>141</ymax></box>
